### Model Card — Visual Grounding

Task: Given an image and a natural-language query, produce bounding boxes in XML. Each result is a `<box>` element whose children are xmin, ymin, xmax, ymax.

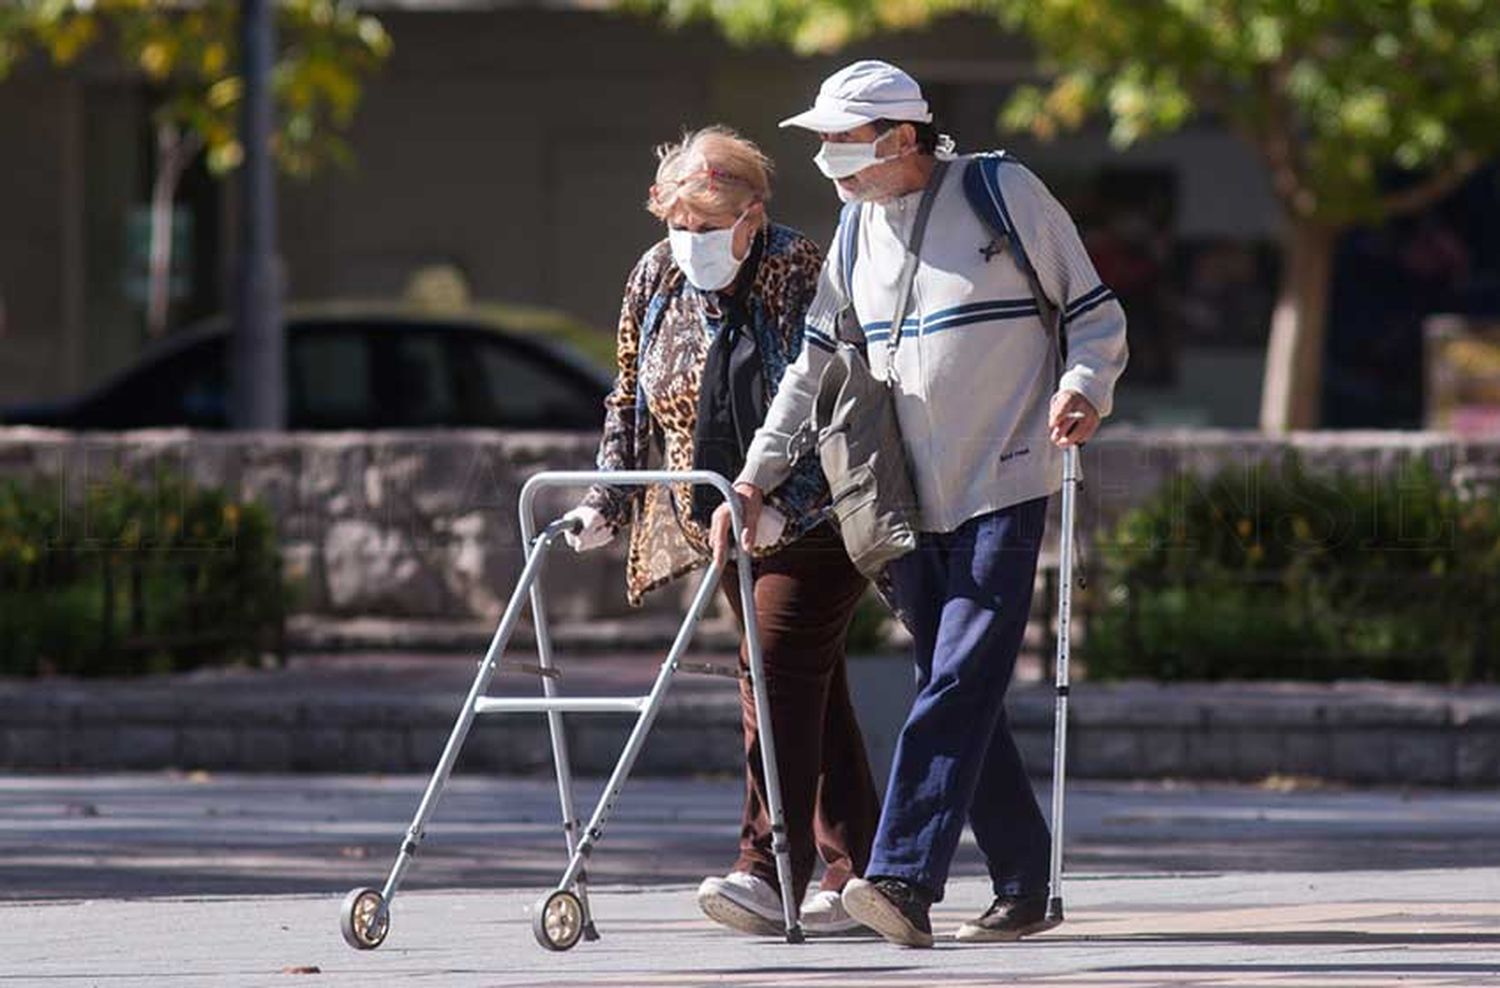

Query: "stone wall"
<box><xmin>0</xmin><ymin>427</ymin><xmax>665</xmax><ymax>622</ymax></box>
<box><xmin>2</xmin><ymin>427</ymin><xmax>1498</xmax><ymax>623</ymax></box>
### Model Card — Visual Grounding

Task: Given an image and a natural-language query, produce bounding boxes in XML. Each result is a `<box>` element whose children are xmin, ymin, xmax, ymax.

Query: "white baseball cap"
<box><xmin>780</xmin><ymin>60</ymin><xmax>932</xmax><ymax>134</ymax></box>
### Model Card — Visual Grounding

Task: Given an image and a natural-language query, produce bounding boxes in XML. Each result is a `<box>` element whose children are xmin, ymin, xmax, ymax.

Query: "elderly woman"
<box><xmin>562</xmin><ymin>126</ymin><xmax>879</xmax><ymax>937</ymax></box>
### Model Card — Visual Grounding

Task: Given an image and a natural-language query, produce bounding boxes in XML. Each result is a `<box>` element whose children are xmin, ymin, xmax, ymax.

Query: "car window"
<box><xmin>391</xmin><ymin>333</ymin><xmax>459</xmax><ymax>427</ymax></box>
<box><xmin>84</xmin><ymin>336</ymin><xmax>227</xmax><ymax>429</ymax></box>
<box><xmin>460</xmin><ymin>336</ymin><xmax>602</xmax><ymax>430</ymax></box>
<box><xmin>289</xmin><ymin>329</ymin><xmax>373</xmax><ymax>429</ymax></box>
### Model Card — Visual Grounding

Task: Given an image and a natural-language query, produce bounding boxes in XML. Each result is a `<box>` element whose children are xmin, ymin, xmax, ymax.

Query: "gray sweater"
<box><xmin>737</xmin><ymin>154</ymin><xmax>1129</xmax><ymax>533</ymax></box>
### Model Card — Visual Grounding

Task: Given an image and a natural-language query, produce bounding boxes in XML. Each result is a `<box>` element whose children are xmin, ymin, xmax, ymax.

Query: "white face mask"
<box><xmin>813</xmin><ymin>131</ymin><xmax>902</xmax><ymax>180</ymax></box>
<box><xmin>668</xmin><ymin>212</ymin><xmax>749</xmax><ymax>291</ymax></box>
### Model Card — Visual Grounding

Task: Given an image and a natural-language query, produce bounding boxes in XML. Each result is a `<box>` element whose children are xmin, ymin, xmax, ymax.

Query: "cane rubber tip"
<box><xmin>582</xmin><ymin>922</ymin><xmax>600</xmax><ymax>942</ymax></box>
<box><xmin>1046</xmin><ymin>897</ymin><xmax>1065</xmax><ymax>923</ymax></box>
<box><xmin>786</xmin><ymin>925</ymin><xmax>806</xmax><ymax>945</ymax></box>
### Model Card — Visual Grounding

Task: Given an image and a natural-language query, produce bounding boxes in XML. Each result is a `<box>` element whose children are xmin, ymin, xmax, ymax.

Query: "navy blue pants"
<box><xmin>867</xmin><ymin>497</ymin><xmax>1052</xmax><ymax>902</ymax></box>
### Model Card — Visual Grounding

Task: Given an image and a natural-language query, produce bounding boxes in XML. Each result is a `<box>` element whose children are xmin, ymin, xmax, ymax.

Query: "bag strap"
<box><xmin>963</xmin><ymin>152</ymin><xmax>1066</xmax><ymax>372</ymax></box>
<box><xmin>884</xmin><ymin>159</ymin><xmax>948</xmax><ymax>362</ymax></box>
<box><xmin>830</xmin><ymin>159</ymin><xmax>948</xmax><ymax>351</ymax></box>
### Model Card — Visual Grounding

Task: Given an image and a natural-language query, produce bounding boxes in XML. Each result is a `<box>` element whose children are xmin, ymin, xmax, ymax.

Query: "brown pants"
<box><xmin>720</xmin><ymin>524</ymin><xmax>881</xmax><ymax>903</ymax></box>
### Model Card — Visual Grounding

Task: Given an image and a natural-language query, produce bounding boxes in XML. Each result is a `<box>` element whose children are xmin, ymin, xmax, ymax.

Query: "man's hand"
<box><xmin>710</xmin><ymin>482</ymin><xmax>764</xmax><ymax>570</ymax></box>
<box><xmin>1049</xmin><ymin>390</ymin><xmax>1100</xmax><ymax>448</ymax></box>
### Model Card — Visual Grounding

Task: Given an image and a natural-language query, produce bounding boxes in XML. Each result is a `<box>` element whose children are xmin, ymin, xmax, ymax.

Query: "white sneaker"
<box><xmin>696</xmin><ymin>872</ymin><xmax>784</xmax><ymax>936</ymax></box>
<box><xmin>800</xmin><ymin>888</ymin><xmax>867</xmax><ymax>935</ymax></box>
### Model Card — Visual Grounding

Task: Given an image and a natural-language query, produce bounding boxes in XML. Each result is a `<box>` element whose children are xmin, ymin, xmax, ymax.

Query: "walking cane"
<box><xmin>1047</xmin><ymin>442</ymin><xmax>1081</xmax><ymax>925</ymax></box>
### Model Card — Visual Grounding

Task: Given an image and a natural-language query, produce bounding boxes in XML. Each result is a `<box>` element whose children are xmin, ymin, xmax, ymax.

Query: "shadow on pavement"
<box><xmin>1056</xmin><ymin>930</ymin><xmax>1500</xmax><ymax>946</ymax></box>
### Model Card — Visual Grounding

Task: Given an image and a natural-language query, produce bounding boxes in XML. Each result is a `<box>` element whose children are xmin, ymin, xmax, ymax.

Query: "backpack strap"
<box><xmin>836</xmin><ymin>199</ymin><xmax>862</xmax><ymax>297</ymax></box>
<box><xmin>962</xmin><ymin>152</ymin><xmax>1066</xmax><ymax>366</ymax></box>
<box><xmin>833</xmin><ymin>200</ymin><xmax>864</xmax><ymax>344</ymax></box>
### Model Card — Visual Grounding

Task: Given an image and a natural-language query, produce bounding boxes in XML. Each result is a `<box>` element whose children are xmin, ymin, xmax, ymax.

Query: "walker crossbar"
<box><xmin>340</xmin><ymin>470</ymin><xmax>804</xmax><ymax>953</ymax></box>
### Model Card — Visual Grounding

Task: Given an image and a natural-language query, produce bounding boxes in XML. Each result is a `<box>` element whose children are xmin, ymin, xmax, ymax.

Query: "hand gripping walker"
<box><xmin>338</xmin><ymin>470</ymin><xmax>804</xmax><ymax>952</ymax></box>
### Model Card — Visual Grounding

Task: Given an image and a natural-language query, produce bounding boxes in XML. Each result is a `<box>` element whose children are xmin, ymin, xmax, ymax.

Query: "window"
<box><xmin>85</xmin><ymin>337</ymin><xmax>227</xmax><ymax>429</ymax></box>
<box><xmin>390</xmin><ymin>333</ymin><xmax>459</xmax><ymax>427</ymax></box>
<box><xmin>289</xmin><ymin>329</ymin><xmax>373</xmax><ymax>429</ymax></box>
<box><xmin>460</xmin><ymin>337</ymin><xmax>601</xmax><ymax>430</ymax></box>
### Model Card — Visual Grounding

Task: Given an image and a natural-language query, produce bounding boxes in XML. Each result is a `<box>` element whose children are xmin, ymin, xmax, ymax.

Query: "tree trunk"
<box><xmin>146</xmin><ymin>124</ymin><xmax>199</xmax><ymax>339</ymax></box>
<box><xmin>1259</xmin><ymin>220</ymin><xmax>1337</xmax><ymax>432</ymax></box>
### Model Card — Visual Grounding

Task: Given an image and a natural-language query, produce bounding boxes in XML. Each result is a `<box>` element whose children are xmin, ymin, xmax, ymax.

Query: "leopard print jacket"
<box><xmin>582</xmin><ymin>223</ymin><xmax>832</xmax><ymax>606</ymax></box>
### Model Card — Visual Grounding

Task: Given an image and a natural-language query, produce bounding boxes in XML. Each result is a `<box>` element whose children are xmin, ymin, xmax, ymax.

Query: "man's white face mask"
<box><xmin>668</xmin><ymin>211</ymin><xmax>750</xmax><ymax>291</ymax></box>
<box><xmin>812</xmin><ymin>129</ymin><xmax>906</xmax><ymax>180</ymax></box>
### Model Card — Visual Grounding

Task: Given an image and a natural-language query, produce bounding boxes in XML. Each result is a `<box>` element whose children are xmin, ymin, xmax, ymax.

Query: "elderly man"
<box><xmin>711</xmin><ymin>60</ymin><xmax>1128</xmax><ymax>947</ymax></box>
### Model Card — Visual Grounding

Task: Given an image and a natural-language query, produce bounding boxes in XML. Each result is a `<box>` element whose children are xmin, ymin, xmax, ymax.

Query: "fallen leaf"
<box><xmin>1258</xmin><ymin>773</ymin><xmax>1327</xmax><ymax>793</ymax></box>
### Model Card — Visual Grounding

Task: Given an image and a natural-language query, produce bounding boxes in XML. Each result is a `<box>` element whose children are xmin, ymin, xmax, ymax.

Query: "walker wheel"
<box><xmin>533</xmin><ymin>890</ymin><xmax>585</xmax><ymax>951</ymax></box>
<box><xmin>340</xmin><ymin>887</ymin><xmax>389</xmax><ymax>950</ymax></box>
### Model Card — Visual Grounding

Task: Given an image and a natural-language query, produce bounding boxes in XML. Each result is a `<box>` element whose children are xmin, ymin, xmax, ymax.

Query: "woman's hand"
<box><xmin>561</xmin><ymin>505</ymin><xmax>612</xmax><ymax>552</ymax></box>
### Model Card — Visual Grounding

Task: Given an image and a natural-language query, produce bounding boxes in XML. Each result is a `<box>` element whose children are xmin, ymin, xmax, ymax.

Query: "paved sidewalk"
<box><xmin>6</xmin><ymin>775</ymin><xmax>1500</xmax><ymax>900</ymax></box>
<box><xmin>4</xmin><ymin>775</ymin><xmax>1499</xmax><ymax>985</ymax></box>
<box><xmin>2</xmin><ymin>870</ymin><xmax>1497</xmax><ymax>986</ymax></box>
<box><xmin>6</xmin><ymin>653</ymin><xmax>1500</xmax><ymax>783</ymax></box>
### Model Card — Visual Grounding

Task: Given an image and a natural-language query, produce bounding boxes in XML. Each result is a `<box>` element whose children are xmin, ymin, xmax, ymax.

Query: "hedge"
<box><xmin>1085</xmin><ymin>455</ymin><xmax>1500</xmax><ymax>682</ymax></box>
<box><xmin>0</xmin><ymin>472</ymin><xmax>284</xmax><ymax>677</ymax></box>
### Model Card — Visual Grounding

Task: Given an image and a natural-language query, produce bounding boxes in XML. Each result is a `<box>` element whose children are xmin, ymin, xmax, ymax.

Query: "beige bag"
<box><xmin>813</xmin><ymin>343</ymin><xmax>920</xmax><ymax>578</ymax></box>
<box><xmin>812</xmin><ymin>160</ymin><xmax>948</xmax><ymax>578</ymax></box>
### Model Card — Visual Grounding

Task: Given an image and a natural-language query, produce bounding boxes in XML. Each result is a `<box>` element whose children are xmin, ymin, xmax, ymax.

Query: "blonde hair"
<box><xmin>648</xmin><ymin>125</ymin><xmax>773</xmax><ymax>222</ymax></box>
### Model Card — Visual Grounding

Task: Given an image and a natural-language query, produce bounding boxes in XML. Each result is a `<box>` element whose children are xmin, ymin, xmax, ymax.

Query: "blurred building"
<box><xmin>2</xmin><ymin>3</ymin><xmax>1496</xmax><ymax>428</ymax></box>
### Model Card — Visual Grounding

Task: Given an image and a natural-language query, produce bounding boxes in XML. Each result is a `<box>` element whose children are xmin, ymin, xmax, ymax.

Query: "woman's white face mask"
<box><xmin>668</xmin><ymin>211</ymin><xmax>750</xmax><ymax>292</ymax></box>
<box><xmin>813</xmin><ymin>130</ymin><xmax>904</xmax><ymax>180</ymax></box>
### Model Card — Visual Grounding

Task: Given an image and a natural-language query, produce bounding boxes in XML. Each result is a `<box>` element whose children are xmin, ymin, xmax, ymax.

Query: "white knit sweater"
<box><xmin>738</xmin><ymin>154</ymin><xmax>1129</xmax><ymax>533</ymax></box>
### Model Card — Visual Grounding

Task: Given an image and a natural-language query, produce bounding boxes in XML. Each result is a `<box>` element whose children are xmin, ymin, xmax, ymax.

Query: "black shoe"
<box><xmin>841</xmin><ymin>876</ymin><xmax>934</xmax><ymax>948</ymax></box>
<box><xmin>954</xmin><ymin>892</ymin><xmax>1060</xmax><ymax>942</ymax></box>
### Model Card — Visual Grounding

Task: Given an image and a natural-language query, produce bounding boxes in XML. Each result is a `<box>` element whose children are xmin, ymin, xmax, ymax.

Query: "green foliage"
<box><xmin>628</xmin><ymin>0</ymin><xmax>972</xmax><ymax>55</ymax></box>
<box><xmin>0</xmin><ymin>472</ymin><xmax>285</xmax><ymax>677</ymax></box>
<box><xmin>633</xmin><ymin>0</ymin><xmax>1500</xmax><ymax>225</ymax></box>
<box><xmin>1086</xmin><ymin>456</ymin><xmax>1500</xmax><ymax>682</ymax></box>
<box><xmin>0</xmin><ymin>0</ymin><xmax>391</xmax><ymax>178</ymax></box>
<box><xmin>987</xmin><ymin>0</ymin><xmax>1500</xmax><ymax>223</ymax></box>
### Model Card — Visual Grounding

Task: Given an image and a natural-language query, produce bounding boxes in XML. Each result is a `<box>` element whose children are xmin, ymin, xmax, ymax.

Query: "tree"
<box><xmin>636</xmin><ymin>0</ymin><xmax>1500</xmax><ymax>430</ymax></box>
<box><xmin>0</xmin><ymin>0</ymin><xmax>391</xmax><ymax>338</ymax></box>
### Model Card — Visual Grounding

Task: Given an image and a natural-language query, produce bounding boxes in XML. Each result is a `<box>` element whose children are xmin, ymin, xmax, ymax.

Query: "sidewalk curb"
<box><xmin>2</xmin><ymin>664</ymin><xmax>1498</xmax><ymax>784</ymax></box>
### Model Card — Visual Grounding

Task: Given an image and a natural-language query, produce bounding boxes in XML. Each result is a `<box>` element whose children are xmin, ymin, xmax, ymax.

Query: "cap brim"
<box><xmin>778</xmin><ymin>105</ymin><xmax>873</xmax><ymax>133</ymax></box>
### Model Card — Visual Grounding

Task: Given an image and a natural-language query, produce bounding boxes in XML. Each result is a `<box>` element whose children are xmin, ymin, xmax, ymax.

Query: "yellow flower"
<box><xmin>138</xmin><ymin>41</ymin><xmax>172</xmax><ymax>78</ymax></box>
<box><xmin>201</xmin><ymin>42</ymin><xmax>227</xmax><ymax>76</ymax></box>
